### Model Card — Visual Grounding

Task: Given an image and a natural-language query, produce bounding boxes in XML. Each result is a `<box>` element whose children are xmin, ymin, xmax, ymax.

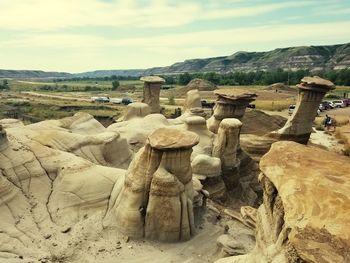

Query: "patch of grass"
<box><xmin>167</xmin><ymin>96</ymin><xmax>176</xmax><ymax>105</ymax></box>
<box><xmin>333</xmin><ymin>116</ymin><xmax>350</xmax><ymax>126</ymax></box>
<box><xmin>314</xmin><ymin>117</ymin><xmax>325</xmax><ymax>131</ymax></box>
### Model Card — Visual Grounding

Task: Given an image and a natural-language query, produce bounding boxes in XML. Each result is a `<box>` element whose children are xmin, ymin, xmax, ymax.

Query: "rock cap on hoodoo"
<box><xmin>140</xmin><ymin>76</ymin><xmax>165</xmax><ymax>83</ymax></box>
<box><xmin>214</xmin><ymin>89</ymin><xmax>257</xmax><ymax>101</ymax></box>
<box><xmin>148</xmin><ymin>128</ymin><xmax>199</xmax><ymax>150</ymax></box>
<box><xmin>297</xmin><ymin>76</ymin><xmax>335</xmax><ymax>90</ymax></box>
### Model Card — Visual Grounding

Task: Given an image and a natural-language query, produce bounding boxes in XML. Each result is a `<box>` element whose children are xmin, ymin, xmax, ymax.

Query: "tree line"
<box><xmin>0</xmin><ymin>80</ymin><xmax>9</xmax><ymax>90</ymax></box>
<box><xmin>161</xmin><ymin>69</ymin><xmax>350</xmax><ymax>86</ymax></box>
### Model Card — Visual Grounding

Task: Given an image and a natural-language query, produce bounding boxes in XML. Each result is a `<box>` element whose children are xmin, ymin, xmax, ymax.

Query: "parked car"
<box><xmin>288</xmin><ymin>104</ymin><xmax>295</xmax><ymax>115</ymax></box>
<box><xmin>201</xmin><ymin>100</ymin><xmax>215</xmax><ymax>108</ymax></box>
<box><xmin>318</xmin><ymin>103</ymin><xmax>325</xmax><ymax>111</ymax></box>
<box><xmin>90</xmin><ymin>96</ymin><xmax>99</xmax><ymax>102</ymax></box>
<box><xmin>341</xmin><ymin>98</ymin><xmax>350</xmax><ymax>106</ymax></box>
<box><xmin>122</xmin><ymin>98</ymin><xmax>133</xmax><ymax>105</ymax></box>
<box><xmin>92</xmin><ymin>96</ymin><xmax>110</xmax><ymax>103</ymax></box>
<box><xmin>331</xmin><ymin>100</ymin><xmax>346</xmax><ymax>108</ymax></box>
<box><xmin>110</xmin><ymin>98</ymin><xmax>122</xmax><ymax>104</ymax></box>
<box><xmin>320</xmin><ymin>101</ymin><xmax>333</xmax><ymax>110</ymax></box>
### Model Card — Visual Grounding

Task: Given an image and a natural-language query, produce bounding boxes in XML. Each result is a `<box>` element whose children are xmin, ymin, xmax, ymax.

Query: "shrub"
<box><xmin>168</xmin><ymin>96</ymin><xmax>176</xmax><ymax>105</ymax></box>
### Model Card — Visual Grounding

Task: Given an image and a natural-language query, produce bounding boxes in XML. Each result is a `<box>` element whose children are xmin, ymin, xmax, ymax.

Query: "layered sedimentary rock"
<box><xmin>0</xmin><ymin>120</ymin><xmax>126</xmax><ymax>261</ymax></box>
<box><xmin>271</xmin><ymin>76</ymin><xmax>335</xmax><ymax>144</ymax></box>
<box><xmin>25</xmin><ymin>113</ymin><xmax>133</xmax><ymax>169</ymax></box>
<box><xmin>108</xmin><ymin>113</ymin><xmax>170</xmax><ymax>152</ymax></box>
<box><xmin>208</xmin><ymin>89</ymin><xmax>256</xmax><ymax>133</ymax></box>
<box><xmin>110</xmin><ymin>128</ymin><xmax>199</xmax><ymax>242</ymax></box>
<box><xmin>217</xmin><ymin>141</ymin><xmax>350</xmax><ymax>263</ymax></box>
<box><xmin>140</xmin><ymin>76</ymin><xmax>165</xmax><ymax>113</ymax></box>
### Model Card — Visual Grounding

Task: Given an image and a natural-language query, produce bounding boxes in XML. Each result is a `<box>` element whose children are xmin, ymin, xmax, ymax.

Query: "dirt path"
<box><xmin>21</xmin><ymin>91</ymin><xmax>91</xmax><ymax>102</ymax></box>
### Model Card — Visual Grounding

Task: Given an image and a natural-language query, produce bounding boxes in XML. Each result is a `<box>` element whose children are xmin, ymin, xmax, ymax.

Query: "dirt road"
<box><xmin>21</xmin><ymin>91</ymin><xmax>91</xmax><ymax>102</ymax></box>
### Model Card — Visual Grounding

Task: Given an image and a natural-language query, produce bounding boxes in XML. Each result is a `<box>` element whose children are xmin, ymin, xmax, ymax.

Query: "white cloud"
<box><xmin>3</xmin><ymin>20</ymin><xmax>350</xmax><ymax>71</ymax></box>
<box><xmin>0</xmin><ymin>0</ymin><xmax>311</xmax><ymax>30</ymax></box>
<box><xmin>7</xmin><ymin>20</ymin><xmax>348</xmax><ymax>49</ymax></box>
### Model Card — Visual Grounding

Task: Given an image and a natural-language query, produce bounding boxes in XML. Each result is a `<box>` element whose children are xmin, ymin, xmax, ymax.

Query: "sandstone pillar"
<box><xmin>114</xmin><ymin>128</ymin><xmax>199</xmax><ymax>242</ymax></box>
<box><xmin>213</xmin><ymin>118</ymin><xmax>242</xmax><ymax>190</ymax></box>
<box><xmin>271</xmin><ymin>76</ymin><xmax>335</xmax><ymax>144</ymax></box>
<box><xmin>140</xmin><ymin>76</ymin><xmax>165</xmax><ymax>113</ymax></box>
<box><xmin>207</xmin><ymin>89</ymin><xmax>256</xmax><ymax>133</ymax></box>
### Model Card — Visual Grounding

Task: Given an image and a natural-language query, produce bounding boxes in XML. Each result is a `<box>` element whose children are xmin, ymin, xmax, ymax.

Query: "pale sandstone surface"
<box><xmin>1</xmin><ymin>117</ymin><xmax>226</xmax><ymax>262</ymax></box>
<box><xmin>217</xmin><ymin>141</ymin><xmax>350</xmax><ymax>263</ymax></box>
<box><xmin>172</xmin><ymin>89</ymin><xmax>206</xmax><ymax>124</ymax></box>
<box><xmin>119</xmin><ymin>102</ymin><xmax>151</xmax><ymax>121</ymax></box>
<box><xmin>2</xmin><ymin>77</ymin><xmax>346</xmax><ymax>263</ymax></box>
<box><xmin>260</xmin><ymin>141</ymin><xmax>350</xmax><ymax>262</ymax></box>
<box><xmin>0</xmin><ymin>120</ymin><xmax>126</xmax><ymax>262</ymax></box>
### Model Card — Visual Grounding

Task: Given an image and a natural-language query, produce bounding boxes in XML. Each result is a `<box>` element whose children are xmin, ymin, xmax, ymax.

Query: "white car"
<box><xmin>288</xmin><ymin>104</ymin><xmax>295</xmax><ymax>115</ymax></box>
<box><xmin>110</xmin><ymin>98</ymin><xmax>122</xmax><ymax>104</ymax></box>
<box><xmin>331</xmin><ymin>100</ymin><xmax>346</xmax><ymax>108</ymax></box>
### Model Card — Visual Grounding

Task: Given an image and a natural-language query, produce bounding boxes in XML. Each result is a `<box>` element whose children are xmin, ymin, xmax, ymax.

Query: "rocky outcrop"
<box><xmin>110</xmin><ymin>128</ymin><xmax>199</xmax><ymax>242</ymax></box>
<box><xmin>241</xmin><ymin>77</ymin><xmax>335</xmax><ymax>160</ymax></box>
<box><xmin>217</xmin><ymin>141</ymin><xmax>350</xmax><ymax>263</ymax></box>
<box><xmin>25</xmin><ymin>113</ymin><xmax>133</xmax><ymax>169</ymax></box>
<box><xmin>173</xmin><ymin>89</ymin><xmax>206</xmax><ymax>124</ymax></box>
<box><xmin>119</xmin><ymin>102</ymin><xmax>151</xmax><ymax>121</ymax></box>
<box><xmin>0</xmin><ymin>120</ymin><xmax>126</xmax><ymax>261</ymax></box>
<box><xmin>213</xmin><ymin>119</ymin><xmax>242</xmax><ymax>191</ymax></box>
<box><xmin>270</xmin><ymin>76</ymin><xmax>335</xmax><ymax>144</ymax></box>
<box><xmin>207</xmin><ymin>89</ymin><xmax>256</xmax><ymax>133</ymax></box>
<box><xmin>140</xmin><ymin>76</ymin><xmax>165</xmax><ymax>113</ymax></box>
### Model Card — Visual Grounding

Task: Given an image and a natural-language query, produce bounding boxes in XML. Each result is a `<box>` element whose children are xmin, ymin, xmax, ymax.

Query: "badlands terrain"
<box><xmin>0</xmin><ymin>76</ymin><xmax>349</xmax><ymax>263</ymax></box>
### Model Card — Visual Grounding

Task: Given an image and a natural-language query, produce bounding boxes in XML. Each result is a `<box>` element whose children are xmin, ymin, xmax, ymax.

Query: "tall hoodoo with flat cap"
<box><xmin>272</xmin><ymin>76</ymin><xmax>335</xmax><ymax>144</ymax></box>
<box><xmin>113</xmin><ymin>127</ymin><xmax>199</xmax><ymax>242</ymax></box>
<box><xmin>140</xmin><ymin>76</ymin><xmax>165</xmax><ymax>114</ymax></box>
<box><xmin>207</xmin><ymin>89</ymin><xmax>257</xmax><ymax>133</ymax></box>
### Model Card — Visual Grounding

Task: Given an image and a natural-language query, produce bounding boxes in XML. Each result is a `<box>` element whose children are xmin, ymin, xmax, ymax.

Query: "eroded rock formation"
<box><xmin>271</xmin><ymin>76</ymin><xmax>335</xmax><ymax>144</ymax></box>
<box><xmin>208</xmin><ymin>89</ymin><xmax>257</xmax><ymax>133</ymax></box>
<box><xmin>217</xmin><ymin>141</ymin><xmax>350</xmax><ymax>263</ymax></box>
<box><xmin>119</xmin><ymin>102</ymin><xmax>151</xmax><ymax>121</ymax></box>
<box><xmin>213</xmin><ymin>119</ymin><xmax>242</xmax><ymax>191</ymax></box>
<box><xmin>110</xmin><ymin>128</ymin><xmax>199</xmax><ymax>241</ymax></box>
<box><xmin>241</xmin><ymin>76</ymin><xmax>335</xmax><ymax>160</ymax></box>
<box><xmin>140</xmin><ymin>76</ymin><xmax>165</xmax><ymax>113</ymax></box>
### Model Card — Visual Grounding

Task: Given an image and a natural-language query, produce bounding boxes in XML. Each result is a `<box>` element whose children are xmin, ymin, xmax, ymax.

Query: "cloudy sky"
<box><xmin>1</xmin><ymin>0</ymin><xmax>350</xmax><ymax>72</ymax></box>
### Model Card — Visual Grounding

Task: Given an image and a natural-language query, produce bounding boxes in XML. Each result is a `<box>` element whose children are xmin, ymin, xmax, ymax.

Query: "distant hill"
<box><xmin>1</xmin><ymin>43</ymin><xmax>349</xmax><ymax>79</ymax></box>
<box><xmin>0</xmin><ymin>70</ymin><xmax>71</xmax><ymax>79</ymax></box>
<box><xmin>73</xmin><ymin>69</ymin><xmax>144</xmax><ymax>78</ymax></box>
<box><xmin>144</xmin><ymin>42</ymin><xmax>350</xmax><ymax>75</ymax></box>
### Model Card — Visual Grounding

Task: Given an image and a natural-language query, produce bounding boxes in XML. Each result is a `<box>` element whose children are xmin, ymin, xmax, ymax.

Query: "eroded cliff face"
<box><xmin>217</xmin><ymin>141</ymin><xmax>350</xmax><ymax>263</ymax></box>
